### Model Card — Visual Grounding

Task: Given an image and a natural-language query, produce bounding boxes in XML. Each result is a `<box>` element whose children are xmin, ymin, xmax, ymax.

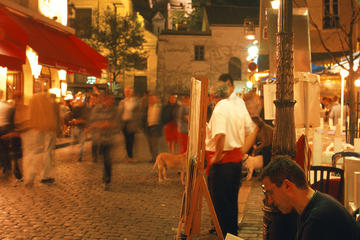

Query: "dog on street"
<box><xmin>152</xmin><ymin>152</ymin><xmax>186</xmax><ymax>184</ymax></box>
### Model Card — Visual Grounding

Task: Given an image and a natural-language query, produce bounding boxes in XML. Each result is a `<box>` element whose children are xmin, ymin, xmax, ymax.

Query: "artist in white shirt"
<box><xmin>205</xmin><ymin>81</ymin><xmax>257</xmax><ymax>237</ymax></box>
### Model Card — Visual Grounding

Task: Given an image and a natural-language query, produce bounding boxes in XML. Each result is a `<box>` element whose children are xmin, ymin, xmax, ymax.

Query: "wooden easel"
<box><xmin>176</xmin><ymin>77</ymin><xmax>224</xmax><ymax>240</ymax></box>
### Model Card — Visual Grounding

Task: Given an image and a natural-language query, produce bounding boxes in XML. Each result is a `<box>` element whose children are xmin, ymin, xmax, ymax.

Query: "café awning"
<box><xmin>1</xmin><ymin>5</ymin><xmax>107</xmax><ymax>77</ymax></box>
<box><xmin>0</xmin><ymin>39</ymin><xmax>25</xmax><ymax>70</ymax></box>
<box><xmin>0</xmin><ymin>7</ymin><xmax>27</xmax><ymax>70</ymax></box>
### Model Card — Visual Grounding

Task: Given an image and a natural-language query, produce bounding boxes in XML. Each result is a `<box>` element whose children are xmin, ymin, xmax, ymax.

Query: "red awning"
<box><xmin>0</xmin><ymin>7</ymin><xmax>27</xmax><ymax>70</ymax></box>
<box><xmin>0</xmin><ymin>39</ymin><xmax>25</xmax><ymax>70</ymax></box>
<box><xmin>1</xmin><ymin>6</ymin><xmax>107</xmax><ymax>77</ymax></box>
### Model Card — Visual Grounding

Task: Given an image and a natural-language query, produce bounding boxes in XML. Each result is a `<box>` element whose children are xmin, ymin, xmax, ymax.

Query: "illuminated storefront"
<box><xmin>0</xmin><ymin>1</ymin><xmax>107</xmax><ymax>103</ymax></box>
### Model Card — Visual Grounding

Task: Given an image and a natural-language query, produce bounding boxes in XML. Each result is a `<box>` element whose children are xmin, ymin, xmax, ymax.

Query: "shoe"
<box><xmin>78</xmin><ymin>157</ymin><xmax>82</xmax><ymax>162</ymax></box>
<box><xmin>104</xmin><ymin>183</ymin><xmax>110</xmax><ymax>191</ymax></box>
<box><xmin>177</xmin><ymin>233</ymin><xmax>187</xmax><ymax>240</ymax></box>
<box><xmin>125</xmin><ymin>158</ymin><xmax>135</xmax><ymax>163</ymax></box>
<box><xmin>208</xmin><ymin>227</ymin><xmax>216</xmax><ymax>234</ymax></box>
<box><xmin>25</xmin><ymin>182</ymin><xmax>33</xmax><ymax>188</ymax></box>
<box><xmin>40</xmin><ymin>178</ymin><xmax>55</xmax><ymax>184</ymax></box>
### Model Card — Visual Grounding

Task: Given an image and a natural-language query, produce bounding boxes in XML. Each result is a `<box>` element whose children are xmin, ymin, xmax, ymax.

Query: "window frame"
<box><xmin>323</xmin><ymin>0</ymin><xmax>339</xmax><ymax>29</ymax></box>
<box><xmin>194</xmin><ymin>45</ymin><xmax>205</xmax><ymax>61</ymax></box>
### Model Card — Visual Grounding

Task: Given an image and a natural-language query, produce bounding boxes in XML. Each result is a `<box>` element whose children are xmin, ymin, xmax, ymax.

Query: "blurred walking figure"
<box><xmin>23</xmin><ymin>91</ymin><xmax>60</xmax><ymax>187</ymax></box>
<box><xmin>0</xmin><ymin>90</ymin><xmax>15</xmax><ymax>174</ymax></box>
<box><xmin>88</xmin><ymin>94</ymin><xmax>116</xmax><ymax>189</ymax></box>
<box><xmin>9</xmin><ymin>92</ymin><xmax>28</xmax><ymax>180</ymax></box>
<box><xmin>70</xmin><ymin>92</ymin><xmax>89</xmax><ymax>162</ymax></box>
<box><xmin>144</xmin><ymin>94</ymin><xmax>162</xmax><ymax>163</ymax></box>
<box><xmin>177</xmin><ymin>94</ymin><xmax>190</xmax><ymax>154</ymax></box>
<box><xmin>161</xmin><ymin>94</ymin><xmax>179</xmax><ymax>153</ymax></box>
<box><xmin>88</xmin><ymin>93</ymin><xmax>101</xmax><ymax>162</ymax></box>
<box><xmin>117</xmin><ymin>86</ymin><xmax>139</xmax><ymax>162</ymax></box>
<box><xmin>329</xmin><ymin>96</ymin><xmax>348</xmax><ymax>127</ymax></box>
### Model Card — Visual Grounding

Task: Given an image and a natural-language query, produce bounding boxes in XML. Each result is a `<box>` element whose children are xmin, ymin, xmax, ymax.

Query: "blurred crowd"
<box><xmin>0</xmin><ymin>86</ymin><xmax>194</xmax><ymax>189</ymax></box>
<box><xmin>320</xmin><ymin>95</ymin><xmax>349</xmax><ymax>127</ymax></box>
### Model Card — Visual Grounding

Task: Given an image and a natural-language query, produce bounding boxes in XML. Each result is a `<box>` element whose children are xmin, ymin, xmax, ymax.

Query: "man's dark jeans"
<box><xmin>100</xmin><ymin>143</ymin><xmax>112</xmax><ymax>184</ymax></box>
<box><xmin>208</xmin><ymin>162</ymin><xmax>242</xmax><ymax>236</ymax></box>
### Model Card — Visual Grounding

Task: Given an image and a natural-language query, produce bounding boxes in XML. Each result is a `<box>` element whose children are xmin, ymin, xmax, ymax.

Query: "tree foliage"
<box><xmin>86</xmin><ymin>7</ymin><xmax>147</xmax><ymax>82</ymax></box>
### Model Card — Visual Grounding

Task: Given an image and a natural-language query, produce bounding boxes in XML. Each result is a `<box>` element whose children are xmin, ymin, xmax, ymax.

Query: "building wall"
<box><xmin>157</xmin><ymin>26</ymin><xmax>260</xmax><ymax>96</ymax></box>
<box><xmin>260</xmin><ymin>0</ymin><xmax>359</xmax><ymax>55</ymax></box>
<box><xmin>303</xmin><ymin>0</ymin><xmax>358</xmax><ymax>53</ymax></box>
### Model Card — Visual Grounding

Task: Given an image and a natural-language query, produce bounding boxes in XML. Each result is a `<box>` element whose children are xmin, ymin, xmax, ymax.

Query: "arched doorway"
<box><xmin>228</xmin><ymin>57</ymin><xmax>242</xmax><ymax>81</ymax></box>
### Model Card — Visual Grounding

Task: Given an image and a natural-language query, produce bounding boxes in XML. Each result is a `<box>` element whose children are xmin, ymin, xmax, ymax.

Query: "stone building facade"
<box><xmin>157</xmin><ymin>5</ymin><xmax>260</xmax><ymax>96</ymax></box>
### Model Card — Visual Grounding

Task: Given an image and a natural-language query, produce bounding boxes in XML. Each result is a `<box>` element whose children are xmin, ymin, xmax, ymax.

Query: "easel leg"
<box><xmin>200</xmin><ymin>176</ymin><xmax>224</xmax><ymax>240</ymax></box>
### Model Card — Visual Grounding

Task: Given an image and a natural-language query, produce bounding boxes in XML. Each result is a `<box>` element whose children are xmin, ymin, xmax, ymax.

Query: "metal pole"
<box><xmin>263</xmin><ymin>0</ymin><xmax>298</xmax><ymax>239</ymax></box>
<box><xmin>356</xmin><ymin>92</ymin><xmax>359</xmax><ymax>138</ymax></box>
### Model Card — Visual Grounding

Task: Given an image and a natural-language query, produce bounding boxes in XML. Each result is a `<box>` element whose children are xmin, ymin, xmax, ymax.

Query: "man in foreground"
<box><xmin>261</xmin><ymin>157</ymin><xmax>359</xmax><ymax>240</ymax></box>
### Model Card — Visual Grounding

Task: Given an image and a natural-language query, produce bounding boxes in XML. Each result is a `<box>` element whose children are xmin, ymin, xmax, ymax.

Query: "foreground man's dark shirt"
<box><xmin>297</xmin><ymin>191</ymin><xmax>358</xmax><ymax>240</ymax></box>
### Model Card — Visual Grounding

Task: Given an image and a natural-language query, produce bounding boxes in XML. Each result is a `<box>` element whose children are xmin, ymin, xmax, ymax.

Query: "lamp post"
<box><xmin>355</xmin><ymin>79</ymin><xmax>360</xmax><ymax>138</ymax></box>
<box><xmin>263</xmin><ymin>0</ymin><xmax>298</xmax><ymax>239</ymax></box>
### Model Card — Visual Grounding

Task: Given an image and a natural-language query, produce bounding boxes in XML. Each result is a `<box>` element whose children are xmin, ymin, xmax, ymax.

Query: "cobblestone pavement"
<box><xmin>0</xmin><ymin>133</ymin><xmax>263</xmax><ymax>240</ymax></box>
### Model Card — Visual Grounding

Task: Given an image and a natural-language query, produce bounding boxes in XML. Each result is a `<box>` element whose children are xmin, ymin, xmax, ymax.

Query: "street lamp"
<box><xmin>264</xmin><ymin>0</ymin><xmax>298</xmax><ymax>239</ymax></box>
<box><xmin>244</xmin><ymin>18</ymin><xmax>256</xmax><ymax>40</ymax></box>
<box><xmin>271</xmin><ymin>0</ymin><xmax>280</xmax><ymax>9</ymax></box>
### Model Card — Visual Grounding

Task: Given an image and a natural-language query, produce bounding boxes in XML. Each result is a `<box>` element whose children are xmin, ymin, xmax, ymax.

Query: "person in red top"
<box><xmin>206</xmin><ymin>81</ymin><xmax>257</xmax><ymax>236</ymax></box>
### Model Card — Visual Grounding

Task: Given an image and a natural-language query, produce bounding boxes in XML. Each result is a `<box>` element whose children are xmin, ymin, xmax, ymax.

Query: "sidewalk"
<box><xmin>50</xmin><ymin>133</ymin><xmax>265</xmax><ymax>240</ymax></box>
<box><xmin>55</xmin><ymin>137</ymin><xmax>75</xmax><ymax>149</ymax></box>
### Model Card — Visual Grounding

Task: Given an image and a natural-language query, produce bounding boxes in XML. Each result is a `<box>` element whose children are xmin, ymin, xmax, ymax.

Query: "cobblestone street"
<box><xmin>0</xmin><ymin>133</ymin><xmax>263</xmax><ymax>240</ymax></box>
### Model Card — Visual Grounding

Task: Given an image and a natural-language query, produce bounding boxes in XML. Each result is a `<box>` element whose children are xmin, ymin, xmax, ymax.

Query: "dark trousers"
<box><xmin>145</xmin><ymin>125</ymin><xmax>161</xmax><ymax>162</ymax></box>
<box><xmin>0</xmin><ymin>136</ymin><xmax>11</xmax><ymax>173</ymax></box>
<box><xmin>123</xmin><ymin>125</ymin><xmax>135</xmax><ymax>158</ymax></box>
<box><xmin>208</xmin><ymin>162</ymin><xmax>242</xmax><ymax>236</ymax></box>
<box><xmin>101</xmin><ymin>143</ymin><xmax>112</xmax><ymax>183</ymax></box>
<box><xmin>92</xmin><ymin>141</ymin><xmax>100</xmax><ymax>162</ymax></box>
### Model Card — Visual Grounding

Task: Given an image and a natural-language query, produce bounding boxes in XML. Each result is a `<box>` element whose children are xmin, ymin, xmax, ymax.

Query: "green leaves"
<box><xmin>89</xmin><ymin>7</ymin><xmax>147</xmax><ymax>81</ymax></box>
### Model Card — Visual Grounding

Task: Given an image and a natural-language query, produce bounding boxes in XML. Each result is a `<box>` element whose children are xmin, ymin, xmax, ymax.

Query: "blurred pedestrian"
<box><xmin>117</xmin><ymin>86</ymin><xmax>139</xmax><ymax>162</ymax></box>
<box><xmin>177</xmin><ymin>94</ymin><xmax>190</xmax><ymax>154</ymax></box>
<box><xmin>329</xmin><ymin>96</ymin><xmax>348</xmax><ymax>127</ymax></box>
<box><xmin>70</xmin><ymin>92</ymin><xmax>89</xmax><ymax>162</ymax></box>
<box><xmin>8</xmin><ymin>92</ymin><xmax>27</xmax><ymax>180</ymax></box>
<box><xmin>144</xmin><ymin>94</ymin><xmax>162</xmax><ymax>163</ymax></box>
<box><xmin>23</xmin><ymin>90</ymin><xmax>60</xmax><ymax>187</ymax></box>
<box><xmin>88</xmin><ymin>94</ymin><xmax>116</xmax><ymax>189</ymax></box>
<box><xmin>89</xmin><ymin>93</ymin><xmax>101</xmax><ymax>162</ymax></box>
<box><xmin>0</xmin><ymin>90</ymin><xmax>15</xmax><ymax>175</ymax></box>
<box><xmin>162</xmin><ymin>94</ymin><xmax>179</xmax><ymax>153</ymax></box>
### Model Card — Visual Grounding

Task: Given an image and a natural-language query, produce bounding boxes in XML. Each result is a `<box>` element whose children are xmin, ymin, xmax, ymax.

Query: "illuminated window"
<box><xmin>323</xmin><ymin>0</ymin><xmax>339</xmax><ymax>29</ymax></box>
<box><xmin>194</xmin><ymin>45</ymin><xmax>204</xmax><ymax>61</ymax></box>
<box><xmin>86</xmin><ymin>76</ymin><xmax>96</xmax><ymax>84</ymax></box>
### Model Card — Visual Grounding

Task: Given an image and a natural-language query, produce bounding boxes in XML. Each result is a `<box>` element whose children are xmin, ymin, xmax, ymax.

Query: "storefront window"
<box><xmin>33</xmin><ymin>66</ymin><xmax>51</xmax><ymax>93</ymax></box>
<box><xmin>6</xmin><ymin>72</ymin><xmax>22</xmax><ymax>100</ymax></box>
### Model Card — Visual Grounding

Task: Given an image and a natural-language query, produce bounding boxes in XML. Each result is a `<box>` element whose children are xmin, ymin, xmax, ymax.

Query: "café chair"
<box><xmin>332</xmin><ymin>151</ymin><xmax>360</xmax><ymax>168</ymax></box>
<box><xmin>310</xmin><ymin>165</ymin><xmax>344</xmax><ymax>204</ymax></box>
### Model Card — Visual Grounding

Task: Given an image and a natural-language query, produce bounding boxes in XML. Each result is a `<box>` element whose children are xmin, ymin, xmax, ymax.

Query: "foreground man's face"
<box><xmin>263</xmin><ymin>177</ymin><xmax>294</xmax><ymax>214</ymax></box>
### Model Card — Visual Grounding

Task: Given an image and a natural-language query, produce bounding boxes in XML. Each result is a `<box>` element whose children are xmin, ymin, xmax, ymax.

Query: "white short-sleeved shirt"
<box><xmin>229</xmin><ymin>91</ymin><xmax>246</xmax><ymax>108</ymax></box>
<box><xmin>206</xmin><ymin>98</ymin><xmax>255</xmax><ymax>151</ymax></box>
